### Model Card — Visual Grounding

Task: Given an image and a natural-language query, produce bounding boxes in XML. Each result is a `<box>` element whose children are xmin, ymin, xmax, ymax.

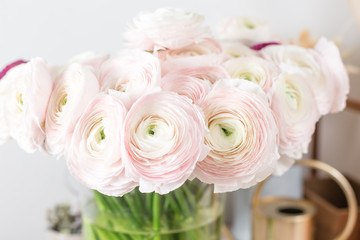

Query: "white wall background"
<box><xmin>0</xmin><ymin>0</ymin><xmax>359</xmax><ymax>239</ymax></box>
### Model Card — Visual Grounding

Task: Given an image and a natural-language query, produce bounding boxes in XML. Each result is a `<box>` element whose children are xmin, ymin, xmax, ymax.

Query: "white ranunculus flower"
<box><xmin>124</xmin><ymin>8</ymin><xmax>211</xmax><ymax>51</ymax></box>
<box><xmin>218</xmin><ymin>17</ymin><xmax>272</xmax><ymax>46</ymax></box>
<box><xmin>274</xmin><ymin>155</ymin><xmax>295</xmax><ymax>176</ymax></box>
<box><xmin>122</xmin><ymin>91</ymin><xmax>209</xmax><ymax>194</ymax></box>
<box><xmin>223</xmin><ymin>56</ymin><xmax>279</xmax><ymax>93</ymax></box>
<box><xmin>68</xmin><ymin>51</ymin><xmax>110</xmax><ymax>71</ymax></box>
<box><xmin>45</xmin><ymin>63</ymin><xmax>100</xmax><ymax>155</ymax></box>
<box><xmin>314</xmin><ymin>37</ymin><xmax>349</xmax><ymax>113</ymax></box>
<box><xmin>157</xmin><ymin>38</ymin><xmax>223</xmax><ymax>60</ymax></box>
<box><xmin>161</xmin><ymin>55</ymin><xmax>229</xmax><ymax>84</ymax></box>
<box><xmin>270</xmin><ymin>71</ymin><xmax>320</xmax><ymax>163</ymax></box>
<box><xmin>261</xmin><ymin>44</ymin><xmax>334</xmax><ymax>115</ymax></box>
<box><xmin>195</xmin><ymin>79</ymin><xmax>279</xmax><ymax>193</ymax></box>
<box><xmin>99</xmin><ymin>50</ymin><xmax>161</xmax><ymax>103</ymax></box>
<box><xmin>0</xmin><ymin>61</ymin><xmax>20</xmax><ymax>143</ymax></box>
<box><xmin>220</xmin><ymin>41</ymin><xmax>258</xmax><ymax>58</ymax></box>
<box><xmin>161</xmin><ymin>74</ymin><xmax>211</xmax><ymax>105</ymax></box>
<box><xmin>67</xmin><ymin>92</ymin><xmax>137</xmax><ymax>196</ymax></box>
<box><xmin>48</xmin><ymin>52</ymin><xmax>110</xmax><ymax>82</ymax></box>
<box><xmin>1</xmin><ymin>58</ymin><xmax>53</xmax><ymax>152</ymax></box>
<box><xmin>0</xmin><ymin>104</ymin><xmax>10</xmax><ymax>144</ymax></box>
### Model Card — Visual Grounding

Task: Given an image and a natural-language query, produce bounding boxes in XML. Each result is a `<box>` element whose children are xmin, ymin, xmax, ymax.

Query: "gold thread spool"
<box><xmin>252</xmin><ymin>159</ymin><xmax>358</xmax><ymax>240</ymax></box>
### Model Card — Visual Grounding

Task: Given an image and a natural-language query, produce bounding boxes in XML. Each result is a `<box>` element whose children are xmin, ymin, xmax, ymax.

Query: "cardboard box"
<box><xmin>304</xmin><ymin>177</ymin><xmax>360</xmax><ymax>240</ymax></box>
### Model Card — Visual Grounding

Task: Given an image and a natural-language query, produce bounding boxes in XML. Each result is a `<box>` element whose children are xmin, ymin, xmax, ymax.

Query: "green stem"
<box><xmin>174</xmin><ymin>189</ymin><xmax>191</xmax><ymax>218</ymax></box>
<box><xmin>153</xmin><ymin>193</ymin><xmax>161</xmax><ymax>240</ymax></box>
<box><xmin>166</xmin><ymin>194</ymin><xmax>181</xmax><ymax>215</ymax></box>
<box><xmin>86</xmin><ymin>181</ymin><xmax>223</xmax><ymax>240</ymax></box>
<box><xmin>93</xmin><ymin>191</ymin><xmax>109</xmax><ymax>212</ymax></box>
<box><xmin>195</xmin><ymin>181</ymin><xmax>210</xmax><ymax>202</ymax></box>
<box><xmin>182</xmin><ymin>184</ymin><xmax>196</xmax><ymax>212</ymax></box>
<box><xmin>123</xmin><ymin>193</ymin><xmax>143</xmax><ymax>225</ymax></box>
<box><xmin>146</xmin><ymin>193</ymin><xmax>153</xmax><ymax>220</ymax></box>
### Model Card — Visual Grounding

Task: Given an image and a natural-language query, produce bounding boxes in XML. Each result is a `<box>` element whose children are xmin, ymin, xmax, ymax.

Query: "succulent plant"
<box><xmin>47</xmin><ymin>203</ymin><xmax>82</xmax><ymax>234</ymax></box>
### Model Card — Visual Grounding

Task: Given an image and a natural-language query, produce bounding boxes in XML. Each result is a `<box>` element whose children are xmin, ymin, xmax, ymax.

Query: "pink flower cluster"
<box><xmin>0</xmin><ymin>8</ymin><xmax>349</xmax><ymax>195</ymax></box>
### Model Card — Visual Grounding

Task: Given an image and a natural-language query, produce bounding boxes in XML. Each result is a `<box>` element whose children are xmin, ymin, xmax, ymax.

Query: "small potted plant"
<box><xmin>46</xmin><ymin>203</ymin><xmax>82</xmax><ymax>240</ymax></box>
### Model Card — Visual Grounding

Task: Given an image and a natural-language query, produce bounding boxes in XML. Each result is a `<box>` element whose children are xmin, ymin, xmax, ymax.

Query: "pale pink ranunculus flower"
<box><xmin>66</xmin><ymin>92</ymin><xmax>137</xmax><ymax>196</ymax></box>
<box><xmin>1</xmin><ymin>58</ymin><xmax>53</xmax><ymax>152</ymax></box>
<box><xmin>270</xmin><ymin>71</ymin><xmax>320</xmax><ymax>164</ymax></box>
<box><xmin>161</xmin><ymin>74</ymin><xmax>211</xmax><ymax>105</ymax></box>
<box><xmin>44</xmin><ymin>63</ymin><xmax>100</xmax><ymax>156</ymax></box>
<box><xmin>157</xmin><ymin>38</ymin><xmax>222</xmax><ymax>61</ymax></box>
<box><xmin>99</xmin><ymin>50</ymin><xmax>161</xmax><ymax>103</ymax></box>
<box><xmin>0</xmin><ymin>61</ymin><xmax>23</xmax><ymax>144</ymax></box>
<box><xmin>0</xmin><ymin>60</ymin><xmax>29</xmax><ymax>144</ymax></box>
<box><xmin>0</xmin><ymin>103</ymin><xmax>10</xmax><ymax>144</ymax></box>
<box><xmin>124</xmin><ymin>8</ymin><xmax>211</xmax><ymax>51</ymax></box>
<box><xmin>261</xmin><ymin>44</ymin><xmax>338</xmax><ymax>115</ymax></box>
<box><xmin>220</xmin><ymin>41</ymin><xmax>258</xmax><ymax>59</ymax></box>
<box><xmin>223</xmin><ymin>56</ymin><xmax>279</xmax><ymax>93</ymax></box>
<box><xmin>68</xmin><ymin>51</ymin><xmax>110</xmax><ymax>71</ymax></box>
<box><xmin>218</xmin><ymin>17</ymin><xmax>272</xmax><ymax>46</ymax></box>
<box><xmin>161</xmin><ymin>55</ymin><xmax>229</xmax><ymax>84</ymax></box>
<box><xmin>314</xmin><ymin>37</ymin><xmax>349</xmax><ymax>113</ymax></box>
<box><xmin>48</xmin><ymin>52</ymin><xmax>110</xmax><ymax>82</ymax></box>
<box><xmin>122</xmin><ymin>91</ymin><xmax>209</xmax><ymax>194</ymax></box>
<box><xmin>194</xmin><ymin>79</ymin><xmax>279</xmax><ymax>193</ymax></box>
<box><xmin>274</xmin><ymin>155</ymin><xmax>295</xmax><ymax>176</ymax></box>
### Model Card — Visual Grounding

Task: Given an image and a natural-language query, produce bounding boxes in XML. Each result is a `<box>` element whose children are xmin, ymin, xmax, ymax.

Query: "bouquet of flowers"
<box><xmin>0</xmin><ymin>8</ymin><xmax>349</xmax><ymax>240</ymax></box>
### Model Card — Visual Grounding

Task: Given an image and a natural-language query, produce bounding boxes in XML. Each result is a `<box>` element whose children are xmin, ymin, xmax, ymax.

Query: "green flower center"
<box><xmin>62</xmin><ymin>97</ymin><xmax>67</xmax><ymax>106</ymax></box>
<box><xmin>285</xmin><ymin>82</ymin><xmax>300</xmax><ymax>110</ymax></box>
<box><xmin>244</xmin><ymin>21</ymin><xmax>255</xmax><ymax>29</ymax></box>
<box><xmin>100</xmin><ymin>128</ymin><xmax>106</xmax><ymax>140</ymax></box>
<box><xmin>232</xmin><ymin>72</ymin><xmax>259</xmax><ymax>84</ymax></box>
<box><xmin>221</xmin><ymin>127</ymin><xmax>233</xmax><ymax>137</ymax></box>
<box><xmin>148</xmin><ymin>125</ymin><xmax>156</xmax><ymax>136</ymax></box>
<box><xmin>58</xmin><ymin>94</ymin><xmax>68</xmax><ymax>112</ymax></box>
<box><xmin>207</xmin><ymin>118</ymin><xmax>246</xmax><ymax>151</ymax></box>
<box><xmin>16</xmin><ymin>93</ymin><xmax>24</xmax><ymax>112</ymax></box>
<box><xmin>95</xmin><ymin>126</ymin><xmax>106</xmax><ymax>143</ymax></box>
<box><xmin>19</xmin><ymin>94</ymin><xmax>23</xmax><ymax>105</ymax></box>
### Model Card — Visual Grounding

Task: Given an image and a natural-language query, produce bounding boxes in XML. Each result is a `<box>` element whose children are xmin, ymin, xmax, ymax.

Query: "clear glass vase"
<box><xmin>82</xmin><ymin>179</ymin><xmax>225</xmax><ymax>240</ymax></box>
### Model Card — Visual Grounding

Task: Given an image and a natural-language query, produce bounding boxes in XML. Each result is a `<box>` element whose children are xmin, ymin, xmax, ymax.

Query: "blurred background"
<box><xmin>0</xmin><ymin>0</ymin><xmax>359</xmax><ymax>239</ymax></box>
